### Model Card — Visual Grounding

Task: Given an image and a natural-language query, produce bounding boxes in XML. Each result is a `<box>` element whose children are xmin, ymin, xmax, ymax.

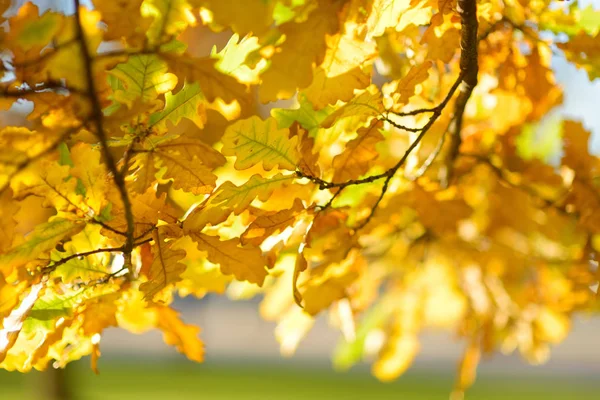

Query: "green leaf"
<box><xmin>221</xmin><ymin>116</ymin><xmax>299</xmax><ymax>171</ymax></box>
<box><xmin>57</xmin><ymin>142</ymin><xmax>73</xmax><ymax>167</ymax></box>
<box><xmin>210</xmin><ymin>174</ymin><xmax>294</xmax><ymax>214</ymax></box>
<box><xmin>333</xmin><ymin>303</ymin><xmax>391</xmax><ymax>370</ymax></box>
<box><xmin>184</xmin><ymin>174</ymin><xmax>294</xmax><ymax>230</ymax></box>
<box><xmin>12</xmin><ymin>7</ymin><xmax>63</xmax><ymax>51</ymax></box>
<box><xmin>271</xmin><ymin>94</ymin><xmax>334</xmax><ymax>136</ymax></box>
<box><xmin>541</xmin><ymin>5</ymin><xmax>600</xmax><ymax>37</ymax></box>
<box><xmin>149</xmin><ymin>81</ymin><xmax>206</xmax><ymax>129</ymax></box>
<box><xmin>516</xmin><ymin>112</ymin><xmax>563</xmax><ymax>165</ymax></box>
<box><xmin>0</xmin><ymin>218</ymin><xmax>84</xmax><ymax>274</ymax></box>
<box><xmin>27</xmin><ymin>288</ymin><xmax>88</xmax><ymax>323</ymax></box>
<box><xmin>211</xmin><ymin>33</ymin><xmax>263</xmax><ymax>84</ymax></box>
<box><xmin>107</xmin><ymin>54</ymin><xmax>177</xmax><ymax>106</ymax></box>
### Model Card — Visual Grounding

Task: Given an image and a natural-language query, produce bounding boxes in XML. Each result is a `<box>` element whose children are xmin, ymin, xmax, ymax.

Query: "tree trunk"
<box><xmin>38</xmin><ymin>367</ymin><xmax>73</xmax><ymax>400</ymax></box>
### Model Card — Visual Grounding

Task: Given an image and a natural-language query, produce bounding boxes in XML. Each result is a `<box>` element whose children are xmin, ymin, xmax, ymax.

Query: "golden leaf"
<box><xmin>259</xmin><ymin>0</ymin><xmax>342</xmax><ymax>102</ymax></box>
<box><xmin>241</xmin><ymin>198</ymin><xmax>305</xmax><ymax>246</ymax></box>
<box><xmin>155</xmin><ymin>306</ymin><xmax>204</xmax><ymax>362</ymax></box>
<box><xmin>221</xmin><ymin>116</ymin><xmax>299</xmax><ymax>171</ymax></box>
<box><xmin>140</xmin><ymin>230</ymin><xmax>187</xmax><ymax>300</ymax></box>
<box><xmin>332</xmin><ymin>120</ymin><xmax>385</xmax><ymax>183</ymax></box>
<box><xmin>189</xmin><ymin>232</ymin><xmax>268</xmax><ymax>285</ymax></box>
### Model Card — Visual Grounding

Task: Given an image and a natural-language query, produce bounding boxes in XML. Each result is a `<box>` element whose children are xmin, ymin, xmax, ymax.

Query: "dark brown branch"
<box><xmin>441</xmin><ymin>0</ymin><xmax>479</xmax><ymax>187</ymax></box>
<box><xmin>296</xmin><ymin>75</ymin><xmax>465</xmax><ymax>191</ymax></box>
<box><xmin>300</xmin><ymin>0</ymin><xmax>482</xmax><ymax>229</ymax></box>
<box><xmin>73</xmin><ymin>0</ymin><xmax>136</xmax><ymax>272</ymax></box>
<box><xmin>41</xmin><ymin>238</ymin><xmax>153</xmax><ymax>276</ymax></box>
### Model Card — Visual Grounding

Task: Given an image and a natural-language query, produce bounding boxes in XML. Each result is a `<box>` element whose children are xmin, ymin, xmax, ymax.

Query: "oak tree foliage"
<box><xmin>1</xmin><ymin>0</ymin><xmax>599</xmax><ymax>396</ymax></box>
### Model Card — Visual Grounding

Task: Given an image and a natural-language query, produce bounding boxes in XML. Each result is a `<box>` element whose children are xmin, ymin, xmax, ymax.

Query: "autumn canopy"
<box><xmin>1</xmin><ymin>0</ymin><xmax>600</xmax><ymax>395</ymax></box>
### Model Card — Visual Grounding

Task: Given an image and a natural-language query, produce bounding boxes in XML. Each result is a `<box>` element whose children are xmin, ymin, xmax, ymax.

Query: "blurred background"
<box><xmin>1</xmin><ymin>294</ymin><xmax>600</xmax><ymax>399</ymax></box>
<box><xmin>2</xmin><ymin>0</ymin><xmax>600</xmax><ymax>399</ymax></box>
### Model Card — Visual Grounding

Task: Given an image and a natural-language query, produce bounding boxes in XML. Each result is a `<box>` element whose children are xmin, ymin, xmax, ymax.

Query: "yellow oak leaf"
<box><xmin>105</xmin><ymin>189</ymin><xmax>177</xmax><ymax>240</ymax></box>
<box><xmin>171</xmin><ymin>236</ymin><xmax>231</xmax><ymax>297</ymax></box>
<box><xmin>421</xmin><ymin>13</ymin><xmax>460</xmax><ymax>63</ymax></box>
<box><xmin>129</xmin><ymin>152</ymin><xmax>159</xmax><ymax>194</ymax></box>
<box><xmin>155</xmin><ymin>306</ymin><xmax>204</xmax><ymax>362</ymax></box>
<box><xmin>0</xmin><ymin>275</ymin><xmax>28</xmax><ymax>322</ymax></box>
<box><xmin>321</xmin><ymin>90</ymin><xmax>383</xmax><ymax>129</ymax></box>
<box><xmin>390</xmin><ymin>61</ymin><xmax>433</xmax><ymax>105</ymax></box>
<box><xmin>212</xmin><ymin>33</ymin><xmax>264</xmax><ymax>85</ymax></box>
<box><xmin>196</xmin><ymin>0</ymin><xmax>274</xmax><ymax>36</ymax></box>
<box><xmin>141</xmin><ymin>0</ymin><xmax>196</xmax><ymax>45</ymax></box>
<box><xmin>45</xmin><ymin>8</ymin><xmax>104</xmax><ymax>90</ymax></box>
<box><xmin>297</xmin><ymin>128</ymin><xmax>321</xmax><ymax>178</ymax></box>
<box><xmin>373</xmin><ymin>333</ymin><xmax>419</xmax><ymax>381</ymax></box>
<box><xmin>221</xmin><ymin>116</ymin><xmax>299</xmax><ymax>171</ymax></box>
<box><xmin>149</xmin><ymin>134</ymin><xmax>226</xmax><ymax>168</ymax></box>
<box><xmin>301</xmin><ymin>253</ymin><xmax>362</xmax><ymax>316</ymax></box>
<box><xmin>163</xmin><ymin>55</ymin><xmax>249</xmax><ymax>108</ymax></box>
<box><xmin>366</xmin><ymin>0</ymin><xmax>432</xmax><ymax>38</ymax></box>
<box><xmin>158</xmin><ymin>152</ymin><xmax>217</xmax><ymax>195</ymax></box>
<box><xmin>81</xmin><ymin>293</ymin><xmax>121</xmax><ymax>336</ymax></box>
<box><xmin>303</xmin><ymin>66</ymin><xmax>371</xmax><ymax>109</ymax></box>
<box><xmin>562</xmin><ymin>120</ymin><xmax>598</xmax><ymax>179</ymax></box>
<box><xmin>0</xmin><ymin>189</ymin><xmax>19</xmax><ymax>252</ymax></box>
<box><xmin>332</xmin><ymin>120</ymin><xmax>385</xmax><ymax>183</ymax></box>
<box><xmin>95</xmin><ymin>0</ymin><xmax>151</xmax><ymax>44</ymax></box>
<box><xmin>320</xmin><ymin>28</ymin><xmax>377</xmax><ymax>77</ymax></box>
<box><xmin>189</xmin><ymin>232</ymin><xmax>268</xmax><ymax>285</ymax></box>
<box><xmin>129</xmin><ymin>134</ymin><xmax>224</xmax><ymax>194</ymax></box>
<box><xmin>116</xmin><ymin>288</ymin><xmax>158</xmax><ymax>334</ymax></box>
<box><xmin>405</xmin><ymin>183</ymin><xmax>471</xmax><ymax>236</ymax></box>
<box><xmin>6</xmin><ymin>3</ymin><xmax>63</xmax><ymax>52</ymax></box>
<box><xmin>259</xmin><ymin>0</ymin><xmax>342</xmax><ymax>103</ymax></box>
<box><xmin>184</xmin><ymin>174</ymin><xmax>294</xmax><ymax>231</ymax></box>
<box><xmin>140</xmin><ymin>231</ymin><xmax>187</xmax><ymax>300</ymax></box>
<box><xmin>241</xmin><ymin>198</ymin><xmax>305</xmax><ymax>246</ymax></box>
<box><xmin>70</xmin><ymin>143</ymin><xmax>109</xmax><ymax>214</ymax></box>
<box><xmin>558</xmin><ymin>31</ymin><xmax>600</xmax><ymax>80</ymax></box>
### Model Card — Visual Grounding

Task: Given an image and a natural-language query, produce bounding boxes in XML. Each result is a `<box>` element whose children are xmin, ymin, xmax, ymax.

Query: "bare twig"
<box><xmin>41</xmin><ymin>238</ymin><xmax>153</xmax><ymax>276</ymax></box>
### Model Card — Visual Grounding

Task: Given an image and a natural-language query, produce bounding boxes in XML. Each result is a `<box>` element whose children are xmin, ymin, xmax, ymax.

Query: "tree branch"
<box><xmin>73</xmin><ymin>0</ymin><xmax>136</xmax><ymax>273</ymax></box>
<box><xmin>440</xmin><ymin>0</ymin><xmax>479</xmax><ymax>187</ymax></box>
<box><xmin>298</xmin><ymin>0</ymin><xmax>481</xmax><ymax>230</ymax></box>
<box><xmin>41</xmin><ymin>238</ymin><xmax>153</xmax><ymax>276</ymax></box>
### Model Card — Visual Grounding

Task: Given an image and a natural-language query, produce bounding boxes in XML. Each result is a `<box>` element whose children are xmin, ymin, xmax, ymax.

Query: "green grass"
<box><xmin>1</xmin><ymin>359</ymin><xmax>598</xmax><ymax>400</ymax></box>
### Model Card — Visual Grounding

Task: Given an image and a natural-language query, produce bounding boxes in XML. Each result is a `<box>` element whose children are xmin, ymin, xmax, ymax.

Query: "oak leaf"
<box><xmin>221</xmin><ymin>116</ymin><xmax>299</xmax><ymax>171</ymax></box>
<box><xmin>189</xmin><ymin>232</ymin><xmax>268</xmax><ymax>285</ymax></box>
<box><xmin>140</xmin><ymin>231</ymin><xmax>187</xmax><ymax>300</ymax></box>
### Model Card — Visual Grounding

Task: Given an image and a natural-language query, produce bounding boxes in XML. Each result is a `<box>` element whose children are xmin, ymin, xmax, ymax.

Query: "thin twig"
<box><xmin>41</xmin><ymin>238</ymin><xmax>153</xmax><ymax>276</ymax></box>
